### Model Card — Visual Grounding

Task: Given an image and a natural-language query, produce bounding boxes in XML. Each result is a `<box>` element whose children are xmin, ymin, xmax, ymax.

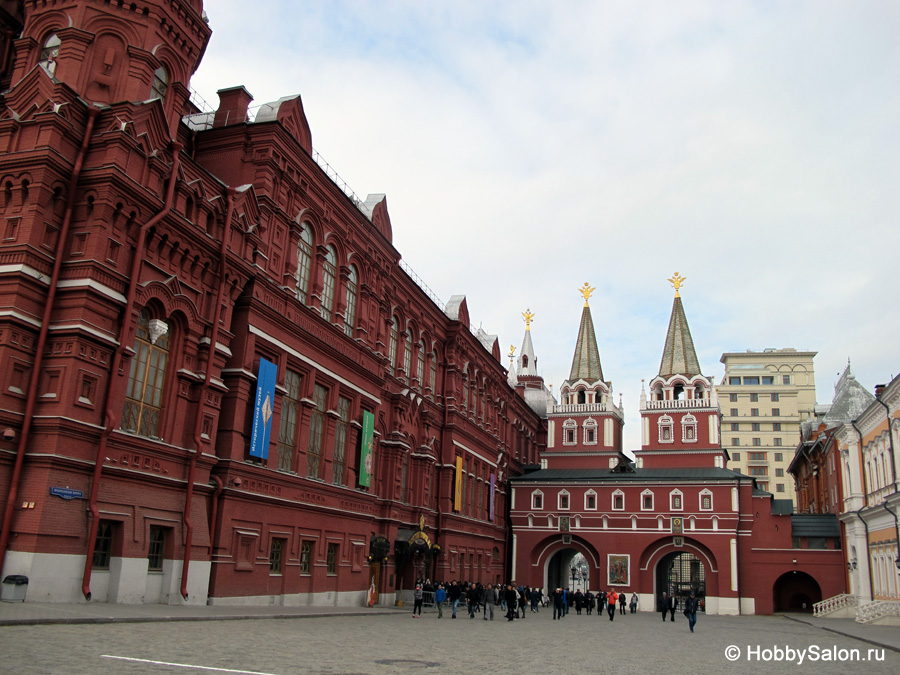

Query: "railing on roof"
<box><xmin>399</xmin><ymin>259</ymin><xmax>444</xmax><ymax>311</ymax></box>
<box><xmin>310</xmin><ymin>149</ymin><xmax>367</xmax><ymax>211</ymax></box>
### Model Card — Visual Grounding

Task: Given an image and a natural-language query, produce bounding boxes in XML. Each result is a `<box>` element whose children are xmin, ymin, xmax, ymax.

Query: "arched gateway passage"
<box><xmin>547</xmin><ymin>548</ymin><xmax>582</xmax><ymax>591</ymax></box>
<box><xmin>656</xmin><ymin>551</ymin><xmax>706</xmax><ymax>612</ymax></box>
<box><xmin>773</xmin><ymin>571</ymin><xmax>821</xmax><ymax>612</ymax></box>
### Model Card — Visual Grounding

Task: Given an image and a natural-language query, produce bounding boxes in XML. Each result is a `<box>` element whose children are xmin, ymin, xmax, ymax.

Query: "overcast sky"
<box><xmin>190</xmin><ymin>1</ymin><xmax>899</xmax><ymax>449</ymax></box>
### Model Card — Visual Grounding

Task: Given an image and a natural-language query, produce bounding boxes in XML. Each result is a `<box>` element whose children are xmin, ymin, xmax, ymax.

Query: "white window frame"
<box><xmin>640</xmin><ymin>489</ymin><xmax>654</xmax><ymax>511</ymax></box>
<box><xmin>584</xmin><ymin>489</ymin><xmax>598</xmax><ymax>511</ymax></box>
<box><xmin>658</xmin><ymin>415</ymin><xmax>674</xmax><ymax>444</ymax></box>
<box><xmin>699</xmin><ymin>489</ymin><xmax>713</xmax><ymax>511</ymax></box>
<box><xmin>558</xmin><ymin>490</ymin><xmax>570</xmax><ymax>511</ymax></box>
<box><xmin>669</xmin><ymin>489</ymin><xmax>683</xmax><ymax>511</ymax></box>
<box><xmin>531</xmin><ymin>490</ymin><xmax>543</xmax><ymax>510</ymax></box>
<box><xmin>563</xmin><ymin>419</ymin><xmax>577</xmax><ymax>446</ymax></box>
<box><xmin>681</xmin><ymin>414</ymin><xmax>698</xmax><ymax>443</ymax></box>
<box><xmin>612</xmin><ymin>489</ymin><xmax>625</xmax><ymax>511</ymax></box>
<box><xmin>583</xmin><ymin>417</ymin><xmax>598</xmax><ymax>446</ymax></box>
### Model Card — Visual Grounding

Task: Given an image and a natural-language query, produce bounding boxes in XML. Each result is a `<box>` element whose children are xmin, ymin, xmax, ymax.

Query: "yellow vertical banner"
<box><xmin>454</xmin><ymin>456</ymin><xmax>463</xmax><ymax>512</ymax></box>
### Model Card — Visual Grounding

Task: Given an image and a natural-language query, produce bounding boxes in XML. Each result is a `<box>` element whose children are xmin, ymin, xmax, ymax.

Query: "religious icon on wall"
<box><xmin>607</xmin><ymin>554</ymin><xmax>629</xmax><ymax>586</ymax></box>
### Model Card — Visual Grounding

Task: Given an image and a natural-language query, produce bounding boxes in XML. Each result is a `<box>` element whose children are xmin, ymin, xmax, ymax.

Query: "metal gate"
<box><xmin>657</xmin><ymin>552</ymin><xmax>706</xmax><ymax>612</ymax></box>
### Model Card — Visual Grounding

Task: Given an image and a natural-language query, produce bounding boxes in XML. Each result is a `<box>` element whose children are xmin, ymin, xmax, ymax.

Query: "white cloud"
<box><xmin>191</xmin><ymin>1</ymin><xmax>900</xmax><ymax>449</ymax></box>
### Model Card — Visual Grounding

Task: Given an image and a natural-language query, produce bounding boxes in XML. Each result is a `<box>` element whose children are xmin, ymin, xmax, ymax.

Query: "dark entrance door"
<box><xmin>657</xmin><ymin>551</ymin><xmax>706</xmax><ymax>612</ymax></box>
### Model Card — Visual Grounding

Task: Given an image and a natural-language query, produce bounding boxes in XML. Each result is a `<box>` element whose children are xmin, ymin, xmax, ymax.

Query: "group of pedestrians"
<box><xmin>414</xmin><ymin>578</ymin><xmax>700</xmax><ymax>632</ymax></box>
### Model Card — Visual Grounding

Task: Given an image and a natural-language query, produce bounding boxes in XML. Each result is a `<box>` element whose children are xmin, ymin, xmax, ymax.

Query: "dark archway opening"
<box><xmin>657</xmin><ymin>551</ymin><xmax>706</xmax><ymax>612</ymax></box>
<box><xmin>773</xmin><ymin>571</ymin><xmax>821</xmax><ymax>612</ymax></box>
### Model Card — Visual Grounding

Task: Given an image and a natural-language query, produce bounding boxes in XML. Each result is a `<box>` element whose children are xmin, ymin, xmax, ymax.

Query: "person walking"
<box><xmin>483</xmin><ymin>583</ymin><xmax>496</xmax><ymax>621</ymax></box>
<box><xmin>598</xmin><ymin>590</ymin><xmax>607</xmax><ymax>617</ymax></box>
<box><xmin>658</xmin><ymin>592</ymin><xmax>669</xmax><ymax>621</ymax></box>
<box><xmin>629</xmin><ymin>592</ymin><xmax>638</xmax><ymax>613</ymax></box>
<box><xmin>606</xmin><ymin>589</ymin><xmax>618</xmax><ymax>621</ymax></box>
<box><xmin>618</xmin><ymin>590</ymin><xmax>627</xmax><ymax>615</ymax></box>
<box><xmin>684</xmin><ymin>591</ymin><xmax>699</xmax><ymax>632</ymax></box>
<box><xmin>412</xmin><ymin>583</ymin><xmax>424</xmax><ymax>618</ymax></box>
<box><xmin>552</xmin><ymin>588</ymin><xmax>564</xmax><ymax>620</ymax></box>
<box><xmin>467</xmin><ymin>583</ymin><xmax>479</xmax><ymax>618</ymax></box>
<box><xmin>449</xmin><ymin>580</ymin><xmax>462</xmax><ymax>619</ymax></box>
<box><xmin>505</xmin><ymin>585</ymin><xmax>518</xmax><ymax>621</ymax></box>
<box><xmin>434</xmin><ymin>583</ymin><xmax>446</xmax><ymax>618</ymax></box>
<box><xmin>668</xmin><ymin>593</ymin><xmax>678</xmax><ymax>622</ymax></box>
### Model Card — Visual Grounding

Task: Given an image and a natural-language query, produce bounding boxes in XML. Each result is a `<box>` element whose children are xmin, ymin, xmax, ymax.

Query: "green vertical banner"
<box><xmin>359</xmin><ymin>410</ymin><xmax>375</xmax><ymax>487</ymax></box>
<box><xmin>454</xmin><ymin>456</ymin><xmax>463</xmax><ymax>512</ymax></box>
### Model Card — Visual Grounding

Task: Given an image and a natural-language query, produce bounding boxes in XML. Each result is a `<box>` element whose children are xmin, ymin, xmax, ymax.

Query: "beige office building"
<box><xmin>717</xmin><ymin>349</ymin><xmax>817</xmax><ymax>506</ymax></box>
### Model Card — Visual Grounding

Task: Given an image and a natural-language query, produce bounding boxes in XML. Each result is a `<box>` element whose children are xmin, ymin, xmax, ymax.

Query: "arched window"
<box><xmin>151</xmin><ymin>66</ymin><xmax>168</xmax><ymax>100</ymax></box>
<box><xmin>658</xmin><ymin>415</ymin><xmax>674</xmax><ymax>444</ymax></box>
<box><xmin>416</xmin><ymin>338</ymin><xmax>425</xmax><ymax>387</ymax></box>
<box><xmin>343</xmin><ymin>264</ymin><xmax>357</xmax><ymax>337</ymax></box>
<box><xmin>296</xmin><ymin>224</ymin><xmax>313</xmax><ymax>304</ymax></box>
<box><xmin>39</xmin><ymin>34</ymin><xmax>61</xmax><ymax>76</ymax></box>
<box><xmin>681</xmin><ymin>414</ymin><xmax>698</xmax><ymax>443</ymax></box>
<box><xmin>577</xmin><ymin>389</ymin><xmax>586</xmax><ymax>404</ymax></box>
<box><xmin>429</xmin><ymin>348</ymin><xmax>437</xmax><ymax>399</ymax></box>
<box><xmin>401</xmin><ymin>325</ymin><xmax>412</xmax><ymax>383</ymax></box>
<box><xmin>122</xmin><ymin>309</ymin><xmax>170</xmax><ymax>438</ymax></box>
<box><xmin>320</xmin><ymin>246</ymin><xmax>337</xmax><ymax>321</ymax></box>
<box><xmin>563</xmin><ymin>419</ymin><xmax>577</xmax><ymax>445</ymax></box>
<box><xmin>388</xmin><ymin>316</ymin><xmax>399</xmax><ymax>376</ymax></box>
<box><xmin>461</xmin><ymin>367</ymin><xmax>469</xmax><ymax>411</ymax></box>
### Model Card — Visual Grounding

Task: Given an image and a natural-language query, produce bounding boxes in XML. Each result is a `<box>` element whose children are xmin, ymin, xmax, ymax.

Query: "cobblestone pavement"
<box><xmin>1</xmin><ymin>608</ymin><xmax>898</xmax><ymax>674</ymax></box>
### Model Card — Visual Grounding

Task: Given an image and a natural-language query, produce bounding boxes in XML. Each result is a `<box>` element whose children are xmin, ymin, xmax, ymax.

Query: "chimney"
<box><xmin>213</xmin><ymin>86</ymin><xmax>254</xmax><ymax>128</ymax></box>
<box><xmin>875</xmin><ymin>384</ymin><xmax>886</xmax><ymax>397</ymax></box>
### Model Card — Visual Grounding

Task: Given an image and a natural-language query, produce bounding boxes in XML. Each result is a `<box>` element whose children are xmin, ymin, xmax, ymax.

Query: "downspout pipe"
<box><xmin>851</xmin><ymin>419</ymin><xmax>875</xmax><ymax>602</ymax></box>
<box><xmin>0</xmin><ymin>106</ymin><xmax>100</xmax><ymax>576</ymax></box>
<box><xmin>80</xmin><ymin>140</ymin><xmax>183</xmax><ymax>600</ymax></box>
<box><xmin>207</xmin><ymin>475</ymin><xmax>224</xmax><ymax>559</ymax></box>
<box><xmin>180</xmin><ymin>187</ymin><xmax>234</xmax><ymax>600</ymax></box>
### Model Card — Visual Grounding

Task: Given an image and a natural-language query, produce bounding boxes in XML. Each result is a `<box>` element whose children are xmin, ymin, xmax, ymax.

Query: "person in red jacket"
<box><xmin>606</xmin><ymin>589</ymin><xmax>618</xmax><ymax>621</ymax></box>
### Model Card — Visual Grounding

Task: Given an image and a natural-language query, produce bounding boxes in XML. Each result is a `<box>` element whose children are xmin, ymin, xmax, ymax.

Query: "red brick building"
<box><xmin>509</xmin><ymin>281</ymin><xmax>846</xmax><ymax>614</ymax></box>
<box><xmin>0</xmin><ymin>0</ymin><xmax>544</xmax><ymax>605</ymax></box>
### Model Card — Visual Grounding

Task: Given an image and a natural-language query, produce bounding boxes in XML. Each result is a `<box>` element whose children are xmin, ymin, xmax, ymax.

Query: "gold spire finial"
<box><xmin>508</xmin><ymin>345</ymin><xmax>516</xmax><ymax>363</ymax></box>
<box><xmin>579</xmin><ymin>282</ymin><xmax>595</xmax><ymax>307</ymax></box>
<box><xmin>522</xmin><ymin>309</ymin><xmax>535</xmax><ymax>331</ymax></box>
<box><xmin>668</xmin><ymin>272</ymin><xmax>686</xmax><ymax>298</ymax></box>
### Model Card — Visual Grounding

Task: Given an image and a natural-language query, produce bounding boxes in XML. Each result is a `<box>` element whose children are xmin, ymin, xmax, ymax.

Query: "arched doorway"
<box><xmin>773</xmin><ymin>571</ymin><xmax>821</xmax><ymax>612</ymax></box>
<box><xmin>547</xmin><ymin>548</ymin><xmax>584</xmax><ymax>592</ymax></box>
<box><xmin>656</xmin><ymin>551</ymin><xmax>706</xmax><ymax>612</ymax></box>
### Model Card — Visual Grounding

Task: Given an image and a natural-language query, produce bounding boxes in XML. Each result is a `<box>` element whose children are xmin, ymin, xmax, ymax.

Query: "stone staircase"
<box><xmin>813</xmin><ymin>593</ymin><xmax>858</xmax><ymax>618</ymax></box>
<box><xmin>856</xmin><ymin>600</ymin><xmax>900</xmax><ymax>624</ymax></box>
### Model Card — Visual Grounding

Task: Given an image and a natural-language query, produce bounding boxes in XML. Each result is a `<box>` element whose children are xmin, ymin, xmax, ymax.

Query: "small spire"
<box><xmin>508</xmin><ymin>345</ymin><xmax>516</xmax><ymax>368</ymax></box>
<box><xmin>522</xmin><ymin>308</ymin><xmax>534</xmax><ymax>331</ymax></box>
<box><xmin>579</xmin><ymin>282</ymin><xmax>595</xmax><ymax>307</ymax></box>
<box><xmin>668</xmin><ymin>272</ymin><xmax>686</xmax><ymax>298</ymax></box>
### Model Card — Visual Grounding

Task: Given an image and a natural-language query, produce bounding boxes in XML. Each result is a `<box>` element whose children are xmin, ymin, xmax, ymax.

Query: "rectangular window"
<box><xmin>752</xmin><ymin>437</ymin><xmax>761</xmax><ymax>446</ymax></box>
<box><xmin>750</xmin><ymin>393</ymin><xmax>758</xmax><ymax>402</ymax></box>
<box><xmin>758</xmin><ymin>482</ymin><xmax>768</xmax><ymax>491</ymax></box>
<box><xmin>773</xmin><ymin>438</ymin><xmax>782</xmax><ymax>447</ymax></box>
<box><xmin>743</xmin><ymin>377</ymin><xmax>760</xmax><ymax>385</ymax></box>
<box><xmin>774</xmin><ymin>452</ymin><xmax>783</xmax><ymax>462</ymax></box>
<box><xmin>751</xmin><ymin>423</ymin><xmax>760</xmax><ymax>431</ymax></box>
<box><xmin>332</xmin><ymin>396</ymin><xmax>351</xmax><ymax>485</ymax></box>
<box><xmin>300</xmin><ymin>541</ymin><xmax>312</xmax><ymax>574</ymax></box>
<box><xmin>729</xmin><ymin>394</ymin><xmax>737</xmax><ymax>402</ymax></box>
<box><xmin>93</xmin><ymin>521</ymin><xmax>115</xmax><ymax>569</ymax></box>
<box><xmin>762</xmin><ymin>376</ymin><xmax>773</xmax><ymax>385</ymax></box>
<box><xmin>772</xmin><ymin>408</ymin><xmax>780</xmax><ymax>417</ymax></box>
<box><xmin>532</xmin><ymin>493</ymin><xmax>543</xmax><ymax>510</ymax></box>
<box><xmin>613</xmin><ymin>494</ymin><xmax>624</xmax><ymax>510</ymax></box>
<box><xmin>771</xmin><ymin>393</ymin><xmax>779</xmax><ymax>402</ymax></box>
<box><xmin>749</xmin><ymin>452</ymin><xmax>766</xmax><ymax>461</ymax></box>
<box><xmin>731</xmin><ymin>423</ymin><xmax>740</xmax><ymax>431</ymax></box>
<box><xmin>701</xmin><ymin>495</ymin><xmax>712</xmax><ymax>510</ymax></box>
<box><xmin>750</xmin><ymin>408</ymin><xmax>759</xmax><ymax>417</ymax></box>
<box><xmin>729</xmin><ymin>377</ymin><xmax>741</xmax><ymax>385</ymax></box>
<box><xmin>326</xmin><ymin>543</ymin><xmax>338</xmax><ymax>574</ymax></box>
<box><xmin>148</xmin><ymin>525</ymin><xmax>165</xmax><ymax>571</ymax></box>
<box><xmin>782</xmin><ymin>375</ymin><xmax>791</xmax><ymax>385</ymax></box>
<box><xmin>270</xmin><ymin>538</ymin><xmax>285</xmax><ymax>574</ymax></box>
<box><xmin>775</xmin><ymin>468</ymin><xmax>784</xmax><ymax>477</ymax></box>
<box><xmin>671</xmin><ymin>494</ymin><xmax>682</xmax><ymax>510</ymax></box>
<box><xmin>277</xmin><ymin>369</ymin><xmax>302</xmax><ymax>472</ymax></box>
<box><xmin>559</xmin><ymin>493</ymin><xmax>569</xmax><ymax>510</ymax></box>
<box><xmin>732</xmin><ymin>452</ymin><xmax>741</xmax><ymax>461</ymax></box>
<box><xmin>773</xmin><ymin>423</ymin><xmax>782</xmax><ymax>431</ymax></box>
<box><xmin>730</xmin><ymin>408</ymin><xmax>738</xmax><ymax>416</ymax></box>
<box><xmin>642</xmin><ymin>494</ymin><xmax>653</xmax><ymax>510</ymax></box>
<box><xmin>731</xmin><ymin>438</ymin><xmax>740</xmax><ymax>446</ymax></box>
<box><xmin>586</xmin><ymin>494</ymin><xmax>596</xmax><ymax>510</ymax></box>
<box><xmin>749</xmin><ymin>467</ymin><xmax>768</xmax><ymax>476</ymax></box>
<box><xmin>308</xmin><ymin>384</ymin><xmax>328</xmax><ymax>479</ymax></box>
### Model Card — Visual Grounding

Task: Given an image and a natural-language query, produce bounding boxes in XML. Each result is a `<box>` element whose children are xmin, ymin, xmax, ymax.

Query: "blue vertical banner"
<box><xmin>249</xmin><ymin>357</ymin><xmax>277</xmax><ymax>459</ymax></box>
<box><xmin>489</xmin><ymin>473</ymin><xmax>496</xmax><ymax>522</ymax></box>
